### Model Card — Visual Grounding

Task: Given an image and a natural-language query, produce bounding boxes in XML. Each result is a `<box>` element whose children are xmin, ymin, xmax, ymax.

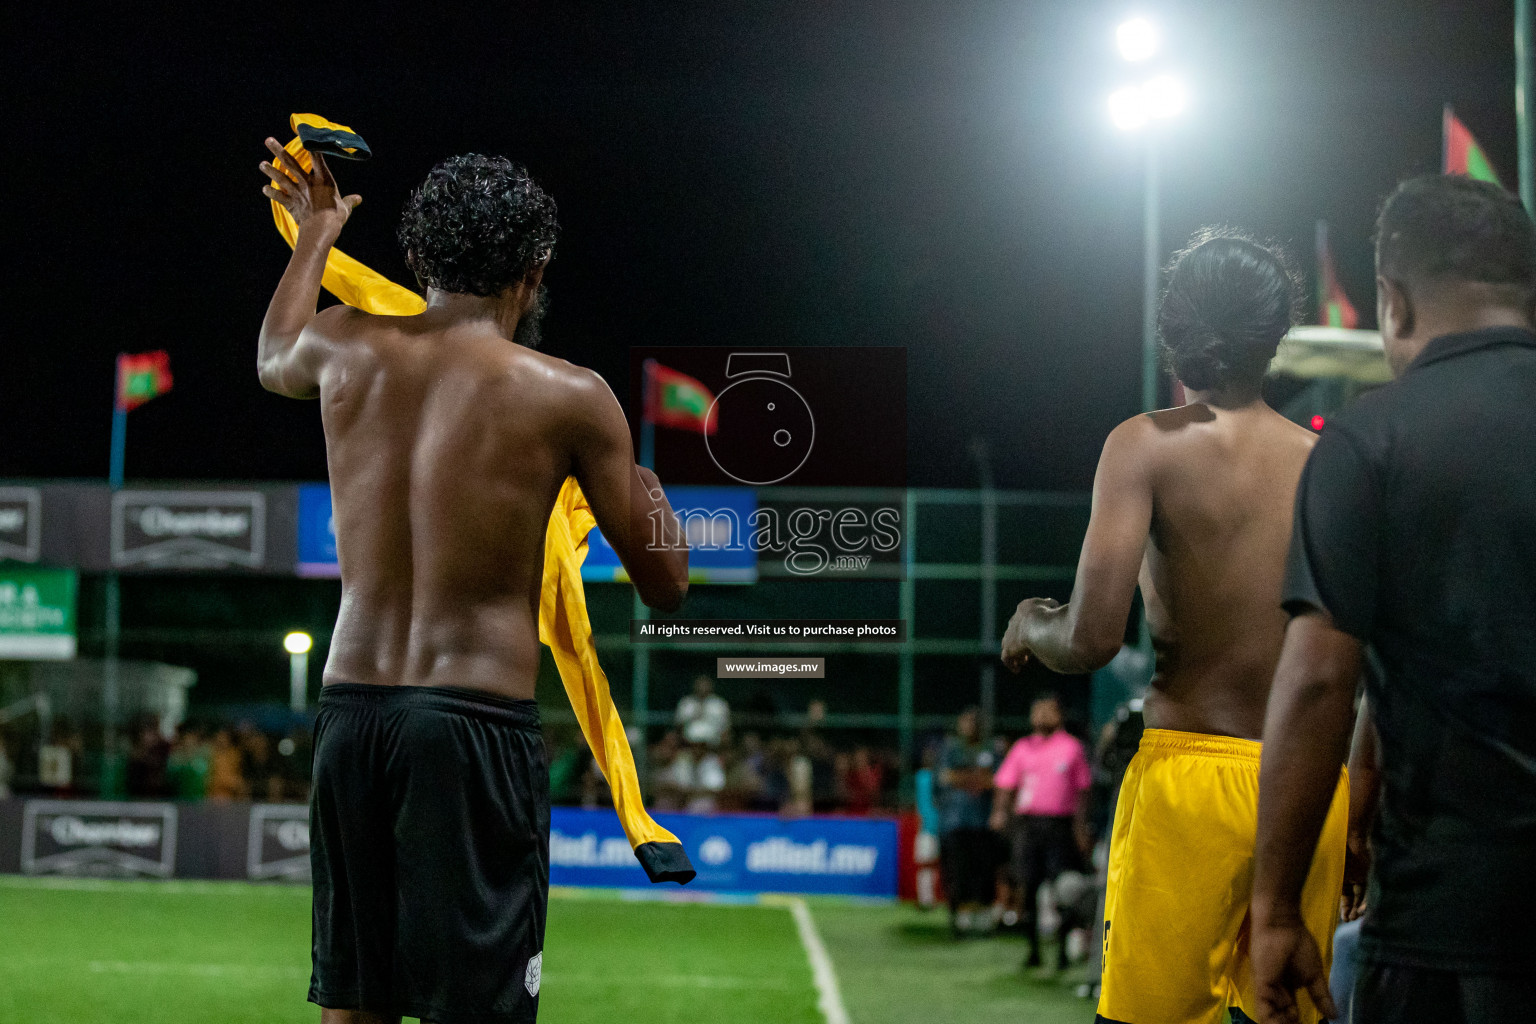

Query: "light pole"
<box><xmin>1108</xmin><ymin>18</ymin><xmax>1187</xmax><ymax>411</ymax></box>
<box><xmin>1519</xmin><ymin>0</ymin><xmax>1535</xmax><ymax>214</ymax></box>
<box><xmin>284</xmin><ymin>631</ymin><xmax>313</xmax><ymax>712</ymax></box>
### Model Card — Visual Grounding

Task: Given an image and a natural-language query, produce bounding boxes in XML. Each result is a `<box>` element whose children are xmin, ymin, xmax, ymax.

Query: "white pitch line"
<box><xmin>781</xmin><ymin>897</ymin><xmax>851</xmax><ymax>1024</ymax></box>
<box><xmin>0</xmin><ymin>876</ymin><xmax>297</xmax><ymax>896</ymax></box>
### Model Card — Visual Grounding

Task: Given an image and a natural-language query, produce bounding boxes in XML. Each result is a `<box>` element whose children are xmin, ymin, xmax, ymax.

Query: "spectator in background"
<box><xmin>935</xmin><ymin>707</ymin><xmax>999</xmax><ymax>936</ymax></box>
<box><xmin>761</xmin><ymin>737</ymin><xmax>794</xmax><ymax>812</ymax></box>
<box><xmin>800</xmin><ymin>699</ymin><xmax>837</xmax><ymax>812</ymax></box>
<box><xmin>42</xmin><ymin>718</ymin><xmax>82</xmax><ymax>796</ymax></box>
<box><xmin>648</xmin><ymin>730</ymin><xmax>689</xmax><ymax>811</ymax></box>
<box><xmin>167</xmin><ymin>725</ymin><xmax>210</xmax><ymax>801</ymax></box>
<box><xmin>673</xmin><ymin>675</ymin><xmax>730</xmax><ymax>813</ymax></box>
<box><xmin>126</xmin><ymin>717</ymin><xmax>172</xmax><ymax>797</ymax></box>
<box><xmin>842</xmin><ymin>748</ymin><xmax>884</xmax><ymax>814</ymax></box>
<box><xmin>0</xmin><ymin>733</ymin><xmax>13</xmax><ymax>799</ymax></box>
<box><xmin>687</xmin><ymin>745</ymin><xmax>727</xmax><ymax>813</ymax></box>
<box><xmin>723</xmin><ymin>732</ymin><xmax>769</xmax><ymax>811</ymax></box>
<box><xmin>675</xmin><ymin>675</ymin><xmax>729</xmax><ymax>747</ymax></box>
<box><xmin>206</xmin><ymin>727</ymin><xmax>249</xmax><ymax>801</ymax></box>
<box><xmin>236</xmin><ymin>723</ymin><xmax>280</xmax><ymax>801</ymax></box>
<box><xmin>992</xmin><ymin>693</ymin><xmax>1092</xmax><ymax>971</ymax></box>
<box><xmin>785</xmin><ymin>739</ymin><xmax>814</xmax><ymax>817</ymax></box>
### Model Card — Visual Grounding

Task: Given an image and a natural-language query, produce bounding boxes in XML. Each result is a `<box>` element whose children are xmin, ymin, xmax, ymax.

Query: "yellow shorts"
<box><xmin>1097</xmin><ymin>729</ymin><xmax>1348</xmax><ymax>1024</ymax></box>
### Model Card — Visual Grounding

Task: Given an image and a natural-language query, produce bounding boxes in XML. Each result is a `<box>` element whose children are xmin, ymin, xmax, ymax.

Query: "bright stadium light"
<box><xmin>1116</xmin><ymin>17</ymin><xmax>1158</xmax><ymax>62</ymax></box>
<box><xmin>1109</xmin><ymin>86</ymin><xmax>1148</xmax><ymax>131</ymax></box>
<box><xmin>285</xmin><ymin>631</ymin><xmax>313</xmax><ymax>712</ymax></box>
<box><xmin>1142</xmin><ymin>73</ymin><xmax>1187</xmax><ymax>119</ymax></box>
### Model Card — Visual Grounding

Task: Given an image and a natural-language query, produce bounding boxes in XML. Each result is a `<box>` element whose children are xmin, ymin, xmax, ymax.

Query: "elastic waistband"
<box><xmin>319</xmin><ymin>682</ymin><xmax>540</xmax><ymax>731</ymax></box>
<box><xmin>1138</xmin><ymin>727</ymin><xmax>1261</xmax><ymax>763</ymax></box>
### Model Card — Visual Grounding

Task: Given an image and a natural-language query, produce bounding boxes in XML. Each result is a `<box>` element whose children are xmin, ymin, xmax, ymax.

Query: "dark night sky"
<box><xmin>4</xmin><ymin>0</ymin><xmax>1518</xmax><ymax>490</ymax></box>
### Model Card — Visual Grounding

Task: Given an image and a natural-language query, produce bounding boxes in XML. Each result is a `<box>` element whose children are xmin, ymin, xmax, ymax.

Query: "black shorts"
<box><xmin>1353</xmin><ymin>959</ymin><xmax>1535</xmax><ymax>1023</ymax></box>
<box><xmin>309</xmin><ymin>683</ymin><xmax>550</xmax><ymax>1024</ymax></box>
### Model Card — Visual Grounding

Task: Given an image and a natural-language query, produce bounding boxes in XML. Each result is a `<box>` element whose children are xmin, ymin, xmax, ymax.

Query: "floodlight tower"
<box><xmin>1109</xmin><ymin>17</ymin><xmax>1187</xmax><ymax>411</ymax></box>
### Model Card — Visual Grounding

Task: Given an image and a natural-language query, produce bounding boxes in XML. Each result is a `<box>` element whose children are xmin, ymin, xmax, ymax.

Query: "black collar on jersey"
<box><xmin>1411</xmin><ymin>325</ymin><xmax>1536</xmax><ymax>373</ymax></box>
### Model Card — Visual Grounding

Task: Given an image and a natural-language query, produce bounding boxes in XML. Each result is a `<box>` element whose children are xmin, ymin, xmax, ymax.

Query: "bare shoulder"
<box><xmin>1089</xmin><ymin>411</ymin><xmax>1171</xmax><ymax>490</ymax></box>
<box><xmin>303</xmin><ymin>302</ymin><xmax>370</xmax><ymax>342</ymax></box>
<box><xmin>1266</xmin><ymin>407</ymin><xmax>1320</xmax><ymax>457</ymax></box>
<box><xmin>1103</xmin><ymin>406</ymin><xmax>1193</xmax><ymax>461</ymax></box>
<box><xmin>528</xmin><ymin>353</ymin><xmax>619</xmax><ymax>414</ymax></box>
<box><xmin>295</xmin><ymin>304</ymin><xmax>405</xmax><ymax>364</ymax></box>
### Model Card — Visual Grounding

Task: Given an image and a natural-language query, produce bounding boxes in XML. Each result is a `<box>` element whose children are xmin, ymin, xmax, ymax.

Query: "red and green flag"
<box><xmin>643</xmin><ymin>361</ymin><xmax>717</xmax><ymax>435</ymax></box>
<box><xmin>1443</xmin><ymin>106</ymin><xmax>1502</xmax><ymax>185</ymax></box>
<box><xmin>116</xmin><ymin>351</ymin><xmax>173</xmax><ymax>411</ymax></box>
<box><xmin>1315</xmin><ymin>221</ymin><xmax>1359</xmax><ymax>329</ymax></box>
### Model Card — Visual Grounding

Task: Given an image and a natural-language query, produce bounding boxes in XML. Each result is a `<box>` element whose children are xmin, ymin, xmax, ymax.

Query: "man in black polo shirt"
<box><xmin>1249</xmin><ymin>174</ymin><xmax>1536</xmax><ymax>1023</ymax></box>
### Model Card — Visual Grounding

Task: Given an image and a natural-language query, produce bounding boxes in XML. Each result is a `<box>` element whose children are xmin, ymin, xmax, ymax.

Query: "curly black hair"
<box><xmin>398</xmin><ymin>155</ymin><xmax>559</xmax><ymax>296</ymax></box>
<box><xmin>1377</xmin><ymin>174</ymin><xmax>1535</xmax><ymax>292</ymax></box>
<box><xmin>1157</xmin><ymin>228</ymin><xmax>1300</xmax><ymax>392</ymax></box>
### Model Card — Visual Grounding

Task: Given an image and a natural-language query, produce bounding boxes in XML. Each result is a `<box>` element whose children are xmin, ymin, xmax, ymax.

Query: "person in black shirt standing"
<box><xmin>1250</xmin><ymin>174</ymin><xmax>1536</xmax><ymax>1023</ymax></box>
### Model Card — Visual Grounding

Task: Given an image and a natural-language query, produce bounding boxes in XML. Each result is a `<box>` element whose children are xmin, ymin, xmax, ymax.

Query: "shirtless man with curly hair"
<box><xmin>258</xmin><ymin>140</ymin><xmax>688</xmax><ymax>1024</ymax></box>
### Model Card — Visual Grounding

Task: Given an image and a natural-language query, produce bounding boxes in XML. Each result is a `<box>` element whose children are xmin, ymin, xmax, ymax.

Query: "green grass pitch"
<box><xmin>0</xmin><ymin>877</ymin><xmax>1091</xmax><ymax>1024</ymax></box>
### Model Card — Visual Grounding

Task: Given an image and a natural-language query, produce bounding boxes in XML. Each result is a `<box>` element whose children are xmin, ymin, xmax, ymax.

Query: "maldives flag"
<box><xmin>116</xmin><ymin>351</ymin><xmax>173</xmax><ymax>411</ymax></box>
<box><xmin>1443</xmin><ymin>106</ymin><xmax>1502</xmax><ymax>185</ymax></box>
<box><xmin>643</xmin><ymin>360</ymin><xmax>717</xmax><ymax>434</ymax></box>
<box><xmin>1315</xmin><ymin>221</ymin><xmax>1359</xmax><ymax>329</ymax></box>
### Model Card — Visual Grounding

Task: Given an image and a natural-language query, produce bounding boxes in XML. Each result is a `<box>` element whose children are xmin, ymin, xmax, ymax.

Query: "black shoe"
<box><xmin>1024</xmin><ymin>947</ymin><xmax>1043</xmax><ymax>969</ymax></box>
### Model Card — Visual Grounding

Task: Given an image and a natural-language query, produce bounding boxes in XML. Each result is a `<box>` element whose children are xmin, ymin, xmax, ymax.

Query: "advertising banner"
<box><xmin>549</xmin><ymin>807</ymin><xmax>898</xmax><ymax>896</ymax></box>
<box><xmin>246</xmin><ymin>804</ymin><xmax>311</xmax><ymax>881</ymax></box>
<box><xmin>112</xmin><ymin>490</ymin><xmax>267</xmax><ymax>569</ymax></box>
<box><xmin>296</xmin><ymin>484</ymin><xmax>339</xmax><ymax>577</ymax></box>
<box><xmin>0</xmin><ymin>483</ymin><xmax>299</xmax><ymax>574</ymax></box>
<box><xmin>0</xmin><ymin>566</ymin><xmax>77</xmax><ymax>659</ymax></box>
<box><xmin>20</xmin><ymin>800</ymin><xmax>177</xmax><ymax>878</ymax></box>
<box><xmin>0</xmin><ymin>487</ymin><xmax>41</xmax><ymax>562</ymax></box>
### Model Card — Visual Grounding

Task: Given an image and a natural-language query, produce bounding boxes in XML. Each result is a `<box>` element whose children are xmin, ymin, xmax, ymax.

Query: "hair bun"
<box><xmin>1157</xmin><ymin>230</ymin><xmax>1299</xmax><ymax>393</ymax></box>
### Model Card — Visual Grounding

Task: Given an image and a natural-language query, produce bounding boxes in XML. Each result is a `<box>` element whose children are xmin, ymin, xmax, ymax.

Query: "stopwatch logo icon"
<box><xmin>705</xmin><ymin>353</ymin><xmax>816</xmax><ymax>485</ymax></box>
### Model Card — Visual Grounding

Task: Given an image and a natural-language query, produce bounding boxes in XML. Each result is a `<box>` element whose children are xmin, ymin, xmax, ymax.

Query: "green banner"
<box><xmin>0</xmin><ymin>566</ymin><xmax>77</xmax><ymax>660</ymax></box>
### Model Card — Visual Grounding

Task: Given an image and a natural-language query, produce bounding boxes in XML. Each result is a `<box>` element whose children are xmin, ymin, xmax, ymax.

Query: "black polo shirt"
<box><xmin>1284</xmin><ymin>326</ymin><xmax>1536</xmax><ymax>975</ymax></box>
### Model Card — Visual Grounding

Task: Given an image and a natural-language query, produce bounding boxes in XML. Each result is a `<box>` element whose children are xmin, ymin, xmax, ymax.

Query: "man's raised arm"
<box><xmin>1000</xmin><ymin>417</ymin><xmax>1154</xmax><ymax>675</ymax></box>
<box><xmin>256</xmin><ymin>138</ymin><xmax>361</xmax><ymax>399</ymax></box>
<box><xmin>566</xmin><ymin>369</ymin><xmax>689</xmax><ymax>612</ymax></box>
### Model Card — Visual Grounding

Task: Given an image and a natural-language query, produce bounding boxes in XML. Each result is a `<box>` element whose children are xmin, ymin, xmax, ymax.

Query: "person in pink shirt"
<box><xmin>990</xmin><ymin>693</ymin><xmax>1092</xmax><ymax>970</ymax></box>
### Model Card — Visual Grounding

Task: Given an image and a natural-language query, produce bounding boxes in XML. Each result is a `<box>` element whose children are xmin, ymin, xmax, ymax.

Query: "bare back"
<box><xmin>254</xmin><ymin>149</ymin><xmax>686</xmax><ymax>704</ymax></box>
<box><xmin>296</xmin><ymin>305</ymin><xmax>678</xmax><ymax>701</ymax></box>
<box><xmin>1138</xmin><ymin>402</ymin><xmax>1317</xmax><ymax>738</ymax></box>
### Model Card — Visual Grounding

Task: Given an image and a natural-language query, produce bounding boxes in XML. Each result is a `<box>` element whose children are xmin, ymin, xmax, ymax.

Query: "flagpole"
<box><xmin>103</xmin><ymin>356</ymin><xmax>125</xmax><ymax>797</ymax></box>
<box><xmin>639</xmin><ymin>359</ymin><xmax>657</xmax><ymax>471</ymax></box>
<box><xmin>1443</xmin><ymin>104</ymin><xmax>1452</xmax><ymax>174</ymax></box>
<box><xmin>1140</xmin><ymin>139</ymin><xmax>1161</xmax><ymax>415</ymax></box>
<box><xmin>1136</xmin><ymin>139</ymin><xmax>1160</xmax><ymax>655</ymax></box>
<box><xmin>1518</xmin><ymin>0</ymin><xmax>1535</xmax><ymax>213</ymax></box>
